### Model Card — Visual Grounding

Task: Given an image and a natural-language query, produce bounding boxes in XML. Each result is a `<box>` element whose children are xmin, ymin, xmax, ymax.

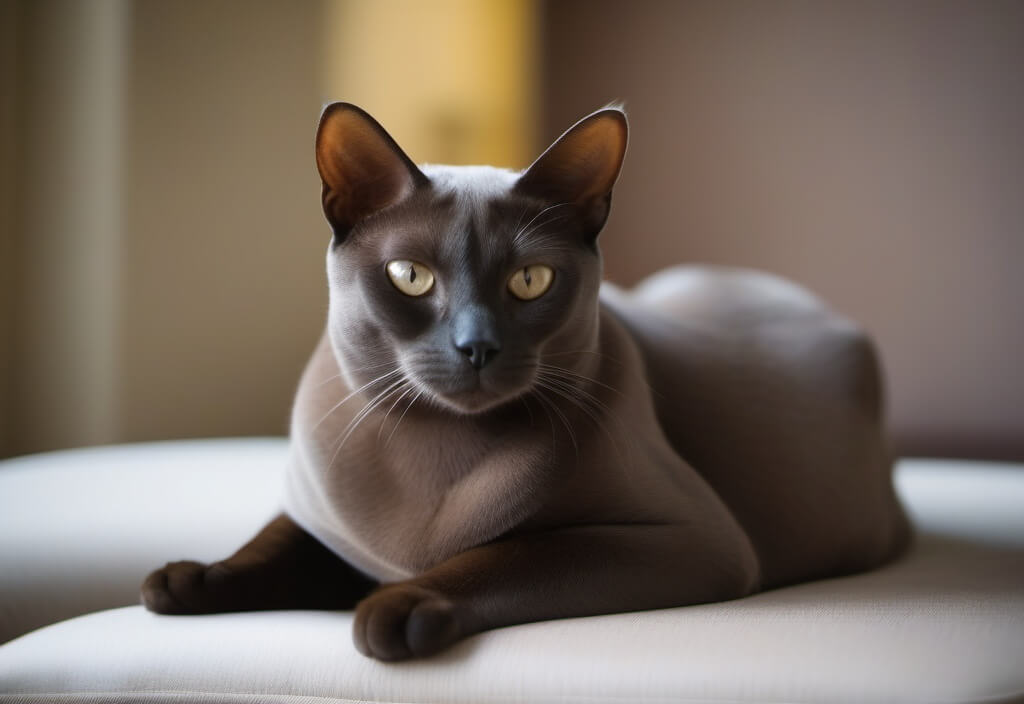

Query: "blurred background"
<box><xmin>1</xmin><ymin>0</ymin><xmax>1021</xmax><ymax>462</ymax></box>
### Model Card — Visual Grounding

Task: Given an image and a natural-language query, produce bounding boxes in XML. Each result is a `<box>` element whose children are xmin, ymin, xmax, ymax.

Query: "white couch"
<box><xmin>1</xmin><ymin>438</ymin><xmax>1022</xmax><ymax>703</ymax></box>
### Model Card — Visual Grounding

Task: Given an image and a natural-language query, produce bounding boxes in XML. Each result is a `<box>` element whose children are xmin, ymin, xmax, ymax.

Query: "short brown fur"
<box><xmin>143</xmin><ymin>104</ymin><xmax>909</xmax><ymax>661</ymax></box>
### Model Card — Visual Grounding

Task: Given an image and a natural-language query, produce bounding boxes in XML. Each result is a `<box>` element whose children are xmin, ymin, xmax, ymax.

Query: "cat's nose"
<box><xmin>452</xmin><ymin>306</ymin><xmax>501</xmax><ymax>370</ymax></box>
<box><xmin>456</xmin><ymin>338</ymin><xmax>501</xmax><ymax>369</ymax></box>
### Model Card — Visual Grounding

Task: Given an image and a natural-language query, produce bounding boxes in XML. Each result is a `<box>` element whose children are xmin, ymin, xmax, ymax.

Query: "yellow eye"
<box><xmin>386</xmin><ymin>260</ymin><xmax>434</xmax><ymax>296</ymax></box>
<box><xmin>508</xmin><ymin>264</ymin><xmax>554</xmax><ymax>300</ymax></box>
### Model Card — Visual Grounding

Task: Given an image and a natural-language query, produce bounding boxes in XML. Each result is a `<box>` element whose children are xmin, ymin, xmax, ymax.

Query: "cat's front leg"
<box><xmin>142</xmin><ymin>513</ymin><xmax>376</xmax><ymax>614</ymax></box>
<box><xmin>353</xmin><ymin>521</ymin><xmax>760</xmax><ymax>660</ymax></box>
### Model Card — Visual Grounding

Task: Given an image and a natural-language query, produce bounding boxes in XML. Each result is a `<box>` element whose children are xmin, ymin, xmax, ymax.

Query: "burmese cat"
<box><xmin>142</xmin><ymin>103</ymin><xmax>910</xmax><ymax>661</ymax></box>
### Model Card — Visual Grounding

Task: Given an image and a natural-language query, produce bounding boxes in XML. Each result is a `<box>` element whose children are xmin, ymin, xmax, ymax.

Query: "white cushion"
<box><xmin>0</xmin><ymin>439</ymin><xmax>285</xmax><ymax>644</ymax></box>
<box><xmin>1</xmin><ymin>440</ymin><xmax>1022</xmax><ymax>703</ymax></box>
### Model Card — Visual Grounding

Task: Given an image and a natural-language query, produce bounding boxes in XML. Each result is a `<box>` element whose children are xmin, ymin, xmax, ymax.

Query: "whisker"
<box><xmin>512</xmin><ymin>203</ymin><xmax>572</xmax><ymax>247</ymax></box>
<box><xmin>532</xmin><ymin>385</ymin><xmax>579</xmax><ymax>461</ymax></box>
<box><xmin>385</xmin><ymin>388</ymin><xmax>424</xmax><ymax>447</ymax></box>
<box><xmin>309</xmin><ymin>367</ymin><xmax>403</xmax><ymax>434</ymax></box>
<box><xmin>513</xmin><ymin>202</ymin><xmax>570</xmax><ymax>238</ymax></box>
<box><xmin>518</xmin><ymin>395</ymin><xmax>536</xmax><ymax>427</ymax></box>
<box><xmin>510</xmin><ymin>202</ymin><xmax>532</xmax><ymax>239</ymax></box>
<box><xmin>341</xmin><ymin>359</ymin><xmax>404</xmax><ymax>375</ymax></box>
<box><xmin>541</xmin><ymin>350</ymin><xmax>662</xmax><ymax>400</ymax></box>
<box><xmin>377</xmin><ymin>383</ymin><xmax>416</xmax><ymax>441</ymax></box>
<box><xmin>537</xmin><ymin>363</ymin><xmax>623</xmax><ymax>396</ymax></box>
<box><xmin>543</xmin><ymin>348</ymin><xmax>624</xmax><ymax>365</ymax></box>
<box><xmin>311</xmin><ymin>373</ymin><xmax>342</xmax><ymax>390</ymax></box>
<box><xmin>536</xmin><ymin>370</ymin><xmax>634</xmax><ymax>471</ymax></box>
<box><xmin>538</xmin><ymin>378</ymin><xmax>618</xmax><ymax>451</ymax></box>
<box><xmin>539</xmin><ymin>375</ymin><xmax>614</xmax><ymax>421</ymax></box>
<box><xmin>535</xmin><ymin>377</ymin><xmax>603</xmax><ymax>429</ymax></box>
<box><xmin>326</xmin><ymin>376</ymin><xmax>409</xmax><ymax>470</ymax></box>
<box><xmin>512</xmin><ymin>213</ymin><xmax>573</xmax><ymax>249</ymax></box>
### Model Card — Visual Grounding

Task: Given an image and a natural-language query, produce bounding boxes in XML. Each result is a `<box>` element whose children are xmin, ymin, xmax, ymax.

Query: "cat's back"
<box><xmin>601</xmin><ymin>266</ymin><xmax>909</xmax><ymax>588</ymax></box>
<box><xmin>601</xmin><ymin>267</ymin><xmax>874</xmax><ymax>410</ymax></box>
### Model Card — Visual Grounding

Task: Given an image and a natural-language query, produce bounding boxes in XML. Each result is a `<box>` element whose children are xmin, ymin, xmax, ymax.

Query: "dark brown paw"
<box><xmin>353</xmin><ymin>583</ymin><xmax>462</xmax><ymax>661</ymax></box>
<box><xmin>141</xmin><ymin>560</ymin><xmax>233</xmax><ymax>615</ymax></box>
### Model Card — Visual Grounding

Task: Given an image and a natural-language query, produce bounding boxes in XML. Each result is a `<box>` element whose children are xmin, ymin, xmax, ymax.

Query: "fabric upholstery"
<box><xmin>0</xmin><ymin>439</ymin><xmax>284</xmax><ymax>644</ymax></box>
<box><xmin>0</xmin><ymin>439</ymin><xmax>1022</xmax><ymax>703</ymax></box>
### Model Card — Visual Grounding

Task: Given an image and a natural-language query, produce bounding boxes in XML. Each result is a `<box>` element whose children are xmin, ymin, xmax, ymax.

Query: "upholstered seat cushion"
<box><xmin>1</xmin><ymin>439</ymin><xmax>1022</xmax><ymax>703</ymax></box>
<box><xmin>0</xmin><ymin>439</ymin><xmax>285</xmax><ymax>645</ymax></box>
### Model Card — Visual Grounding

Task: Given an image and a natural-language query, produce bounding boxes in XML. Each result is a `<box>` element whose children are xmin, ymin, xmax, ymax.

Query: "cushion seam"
<box><xmin>3</xmin><ymin>689</ymin><xmax>1023</xmax><ymax>704</ymax></box>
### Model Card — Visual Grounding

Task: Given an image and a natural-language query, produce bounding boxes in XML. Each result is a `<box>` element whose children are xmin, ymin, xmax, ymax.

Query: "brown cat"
<box><xmin>142</xmin><ymin>103</ymin><xmax>910</xmax><ymax>661</ymax></box>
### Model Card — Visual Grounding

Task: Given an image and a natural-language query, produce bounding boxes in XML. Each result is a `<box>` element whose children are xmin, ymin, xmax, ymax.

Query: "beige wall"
<box><xmin>4</xmin><ymin>0</ymin><xmax>328</xmax><ymax>456</ymax></box>
<box><xmin>118</xmin><ymin>0</ymin><xmax>327</xmax><ymax>442</ymax></box>
<box><xmin>0</xmin><ymin>0</ymin><xmax>19</xmax><ymax>456</ymax></box>
<box><xmin>324</xmin><ymin>0</ymin><xmax>538</xmax><ymax>167</ymax></box>
<box><xmin>9</xmin><ymin>0</ymin><xmax>125</xmax><ymax>453</ymax></box>
<box><xmin>542</xmin><ymin>0</ymin><xmax>1024</xmax><ymax>460</ymax></box>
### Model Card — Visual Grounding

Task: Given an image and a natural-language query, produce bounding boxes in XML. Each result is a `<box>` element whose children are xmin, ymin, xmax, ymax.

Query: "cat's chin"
<box><xmin>429</xmin><ymin>385</ymin><xmax>526</xmax><ymax>416</ymax></box>
<box><xmin>410</xmin><ymin>365</ymin><xmax>536</xmax><ymax>416</ymax></box>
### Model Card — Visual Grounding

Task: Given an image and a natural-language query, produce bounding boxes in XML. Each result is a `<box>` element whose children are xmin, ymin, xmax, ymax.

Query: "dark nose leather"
<box><xmin>456</xmin><ymin>339</ymin><xmax>501</xmax><ymax>369</ymax></box>
<box><xmin>453</xmin><ymin>306</ymin><xmax>501</xmax><ymax>369</ymax></box>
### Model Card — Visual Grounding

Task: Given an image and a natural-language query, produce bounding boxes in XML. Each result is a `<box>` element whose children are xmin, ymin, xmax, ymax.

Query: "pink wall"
<box><xmin>542</xmin><ymin>0</ymin><xmax>1024</xmax><ymax>460</ymax></box>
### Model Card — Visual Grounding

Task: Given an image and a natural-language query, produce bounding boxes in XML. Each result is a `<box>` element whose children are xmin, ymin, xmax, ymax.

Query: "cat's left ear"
<box><xmin>514</xmin><ymin>107</ymin><xmax>628</xmax><ymax>239</ymax></box>
<box><xmin>315</xmin><ymin>103</ymin><xmax>428</xmax><ymax>243</ymax></box>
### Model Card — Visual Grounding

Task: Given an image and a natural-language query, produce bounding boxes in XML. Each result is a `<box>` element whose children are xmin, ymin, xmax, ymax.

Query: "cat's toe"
<box><xmin>141</xmin><ymin>560</ymin><xmax>214</xmax><ymax>614</ymax></box>
<box><xmin>353</xmin><ymin>584</ymin><xmax>461</xmax><ymax>661</ymax></box>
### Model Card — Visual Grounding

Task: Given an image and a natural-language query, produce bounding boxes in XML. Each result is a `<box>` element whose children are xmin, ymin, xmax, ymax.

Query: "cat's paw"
<box><xmin>353</xmin><ymin>583</ymin><xmax>462</xmax><ymax>661</ymax></box>
<box><xmin>141</xmin><ymin>560</ymin><xmax>233</xmax><ymax>615</ymax></box>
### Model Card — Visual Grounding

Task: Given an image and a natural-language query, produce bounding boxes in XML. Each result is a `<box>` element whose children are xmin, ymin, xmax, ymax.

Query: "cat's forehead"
<box><xmin>354</xmin><ymin>163</ymin><xmax>567</xmax><ymax>268</ymax></box>
<box><xmin>419</xmin><ymin>164</ymin><xmax>521</xmax><ymax>202</ymax></box>
<box><xmin>413</xmin><ymin>164</ymin><xmax>541</xmax><ymax>253</ymax></box>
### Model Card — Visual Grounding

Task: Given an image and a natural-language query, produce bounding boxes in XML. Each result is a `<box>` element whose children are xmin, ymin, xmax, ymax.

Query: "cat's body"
<box><xmin>603</xmin><ymin>269</ymin><xmax>908</xmax><ymax>588</ymax></box>
<box><xmin>286</xmin><ymin>264</ymin><xmax>905</xmax><ymax>591</ymax></box>
<box><xmin>143</xmin><ymin>105</ymin><xmax>909</xmax><ymax>660</ymax></box>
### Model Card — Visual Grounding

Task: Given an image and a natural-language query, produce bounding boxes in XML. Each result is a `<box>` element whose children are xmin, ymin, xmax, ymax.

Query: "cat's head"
<box><xmin>315</xmin><ymin>103</ymin><xmax>627</xmax><ymax>414</ymax></box>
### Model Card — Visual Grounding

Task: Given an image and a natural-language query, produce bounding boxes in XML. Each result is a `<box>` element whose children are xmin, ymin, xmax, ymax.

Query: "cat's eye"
<box><xmin>386</xmin><ymin>260</ymin><xmax>435</xmax><ymax>296</ymax></box>
<box><xmin>508</xmin><ymin>264</ymin><xmax>554</xmax><ymax>301</ymax></box>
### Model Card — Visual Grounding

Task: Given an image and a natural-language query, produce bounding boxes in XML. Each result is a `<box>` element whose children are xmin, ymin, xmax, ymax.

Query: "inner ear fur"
<box><xmin>515</xmin><ymin>108</ymin><xmax>628</xmax><ymax>229</ymax></box>
<box><xmin>315</xmin><ymin>103</ymin><xmax>427</xmax><ymax>241</ymax></box>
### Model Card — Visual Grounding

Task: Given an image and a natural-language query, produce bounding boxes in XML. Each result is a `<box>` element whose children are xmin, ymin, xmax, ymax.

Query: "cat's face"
<box><xmin>315</xmin><ymin>104</ymin><xmax>627</xmax><ymax>414</ymax></box>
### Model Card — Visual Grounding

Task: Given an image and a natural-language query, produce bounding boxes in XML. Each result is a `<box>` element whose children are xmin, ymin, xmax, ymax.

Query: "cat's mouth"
<box><xmin>416</xmin><ymin>366</ymin><xmax>536</xmax><ymax>415</ymax></box>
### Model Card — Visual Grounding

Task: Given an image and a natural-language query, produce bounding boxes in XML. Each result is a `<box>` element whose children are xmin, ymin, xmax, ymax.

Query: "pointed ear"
<box><xmin>315</xmin><ymin>103</ymin><xmax>427</xmax><ymax>241</ymax></box>
<box><xmin>514</xmin><ymin>107</ymin><xmax>628</xmax><ymax>237</ymax></box>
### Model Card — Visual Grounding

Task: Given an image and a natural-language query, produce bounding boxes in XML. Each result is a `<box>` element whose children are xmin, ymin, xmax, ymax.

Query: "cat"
<box><xmin>142</xmin><ymin>103</ymin><xmax>911</xmax><ymax>661</ymax></box>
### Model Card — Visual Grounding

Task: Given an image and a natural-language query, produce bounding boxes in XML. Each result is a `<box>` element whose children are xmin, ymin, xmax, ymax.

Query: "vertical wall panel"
<box><xmin>119</xmin><ymin>0</ymin><xmax>327</xmax><ymax>441</ymax></box>
<box><xmin>13</xmin><ymin>0</ymin><xmax>124</xmax><ymax>454</ymax></box>
<box><xmin>0</xmin><ymin>0</ymin><xmax>21</xmax><ymax>457</ymax></box>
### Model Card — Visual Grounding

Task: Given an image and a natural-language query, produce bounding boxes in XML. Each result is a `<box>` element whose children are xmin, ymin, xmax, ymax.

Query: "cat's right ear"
<box><xmin>315</xmin><ymin>103</ymin><xmax>427</xmax><ymax>243</ymax></box>
<box><xmin>514</xmin><ymin>107</ymin><xmax>628</xmax><ymax>240</ymax></box>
